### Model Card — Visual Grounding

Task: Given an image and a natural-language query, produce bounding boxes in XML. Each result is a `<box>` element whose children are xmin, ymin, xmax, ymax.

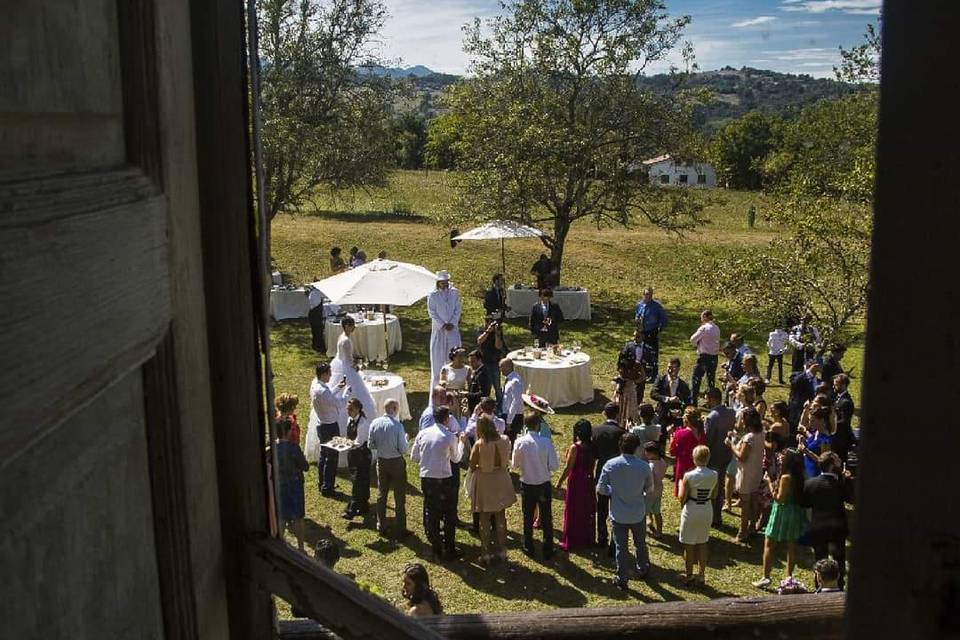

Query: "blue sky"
<box><xmin>376</xmin><ymin>0</ymin><xmax>881</xmax><ymax>77</ymax></box>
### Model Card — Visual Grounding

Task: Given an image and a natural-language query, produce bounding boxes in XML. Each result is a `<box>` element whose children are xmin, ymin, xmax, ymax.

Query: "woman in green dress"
<box><xmin>752</xmin><ymin>448</ymin><xmax>807</xmax><ymax>588</ymax></box>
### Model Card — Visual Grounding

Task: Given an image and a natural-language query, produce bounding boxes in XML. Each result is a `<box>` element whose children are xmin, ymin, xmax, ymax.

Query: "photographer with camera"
<box><xmin>477</xmin><ymin>313</ymin><xmax>507</xmax><ymax>412</ymax></box>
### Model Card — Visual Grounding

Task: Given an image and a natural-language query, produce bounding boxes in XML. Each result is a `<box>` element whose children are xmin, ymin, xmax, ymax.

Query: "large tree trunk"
<box><xmin>549</xmin><ymin>214</ymin><xmax>571</xmax><ymax>286</ymax></box>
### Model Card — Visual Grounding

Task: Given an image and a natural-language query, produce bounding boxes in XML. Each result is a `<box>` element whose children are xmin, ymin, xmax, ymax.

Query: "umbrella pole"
<box><xmin>501</xmin><ymin>238</ymin><xmax>506</xmax><ymax>276</ymax></box>
<box><xmin>383</xmin><ymin>307</ymin><xmax>389</xmax><ymax>368</ymax></box>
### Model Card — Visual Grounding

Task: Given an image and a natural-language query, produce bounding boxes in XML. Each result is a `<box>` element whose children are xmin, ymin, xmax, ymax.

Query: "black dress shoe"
<box><xmin>522</xmin><ymin>547</ymin><xmax>536</xmax><ymax>559</ymax></box>
<box><xmin>612</xmin><ymin>578</ymin><xmax>628</xmax><ymax>591</ymax></box>
<box><xmin>341</xmin><ymin>510</ymin><xmax>356</xmax><ymax>520</ymax></box>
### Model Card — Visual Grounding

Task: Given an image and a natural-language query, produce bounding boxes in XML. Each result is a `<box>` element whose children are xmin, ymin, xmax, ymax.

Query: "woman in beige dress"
<box><xmin>469</xmin><ymin>415</ymin><xmax>517</xmax><ymax>564</ymax></box>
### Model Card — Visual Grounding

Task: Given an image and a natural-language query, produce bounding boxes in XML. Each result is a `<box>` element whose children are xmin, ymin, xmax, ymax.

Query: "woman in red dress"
<box><xmin>556</xmin><ymin>419</ymin><xmax>596</xmax><ymax>552</ymax></box>
<box><xmin>669</xmin><ymin>406</ymin><xmax>706</xmax><ymax>497</ymax></box>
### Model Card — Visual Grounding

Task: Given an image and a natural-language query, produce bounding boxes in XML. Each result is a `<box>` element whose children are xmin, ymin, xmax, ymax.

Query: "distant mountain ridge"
<box><xmin>375</xmin><ymin>64</ymin><xmax>859</xmax><ymax>131</ymax></box>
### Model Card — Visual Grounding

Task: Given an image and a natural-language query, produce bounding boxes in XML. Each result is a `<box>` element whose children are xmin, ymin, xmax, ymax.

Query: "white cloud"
<box><xmin>732</xmin><ymin>16</ymin><xmax>777</xmax><ymax>28</ymax></box>
<box><xmin>780</xmin><ymin>0</ymin><xmax>881</xmax><ymax>14</ymax></box>
<box><xmin>764</xmin><ymin>47</ymin><xmax>838</xmax><ymax>61</ymax></box>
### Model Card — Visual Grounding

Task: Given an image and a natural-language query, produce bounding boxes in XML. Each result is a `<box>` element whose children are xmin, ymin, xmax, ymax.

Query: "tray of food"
<box><xmin>321</xmin><ymin>436</ymin><xmax>358</xmax><ymax>452</ymax></box>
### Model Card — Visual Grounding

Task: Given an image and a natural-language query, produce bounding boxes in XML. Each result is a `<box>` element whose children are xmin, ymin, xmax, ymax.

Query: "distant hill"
<box><xmin>377</xmin><ymin>64</ymin><xmax>859</xmax><ymax>131</ymax></box>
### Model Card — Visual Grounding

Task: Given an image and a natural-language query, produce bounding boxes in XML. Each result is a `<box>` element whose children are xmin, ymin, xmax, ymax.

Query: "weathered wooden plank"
<box><xmin>0</xmin><ymin>169</ymin><xmax>170</xmax><ymax>465</ymax></box>
<box><xmin>280</xmin><ymin>593</ymin><xmax>844</xmax><ymax>640</ymax></box>
<box><xmin>247</xmin><ymin>538</ymin><xmax>444</xmax><ymax>640</ymax></box>
<box><xmin>848</xmin><ymin>2</ymin><xmax>960</xmax><ymax>639</ymax></box>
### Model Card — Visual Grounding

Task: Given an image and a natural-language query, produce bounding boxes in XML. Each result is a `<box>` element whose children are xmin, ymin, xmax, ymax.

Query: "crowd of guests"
<box><xmin>272</xmin><ymin>278</ymin><xmax>856</xmax><ymax>616</ymax></box>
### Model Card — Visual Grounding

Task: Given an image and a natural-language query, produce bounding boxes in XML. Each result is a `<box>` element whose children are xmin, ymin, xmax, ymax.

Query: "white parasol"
<box><xmin>309</xmin><ymin>259</ymin><xmax>438</xmax><ymax>364</ymax></box>
<box><xmin>453</xmin><ymin>220</ymin><xmax>544</xmax><ymax>274</ymax></box>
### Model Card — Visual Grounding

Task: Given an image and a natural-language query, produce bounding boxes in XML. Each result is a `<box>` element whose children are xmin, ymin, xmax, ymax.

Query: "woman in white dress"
<box><xmin>679</xmin><ymin>445</ymin><xmax>718</xmax><ymax>587</ymax></box>
<box><xmin>439</xmin><ymin>347</ymin><xmax>471</xmax><ymax>391</ymax></box>
<box><xmin>331</xmin><ymin>317</ymin><xmax>377</xmax><ymax>426</ymax></box>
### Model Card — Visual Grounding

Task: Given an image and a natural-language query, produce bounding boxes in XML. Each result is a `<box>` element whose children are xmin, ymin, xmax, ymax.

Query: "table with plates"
<box><xmin>504</xmin><ymin>287</ymin><xmax>592</xmax><ymax>321</ymax></box>
<box><xmin>362</xmin><ymin>371</ymin><xmax>412</xmax><ymax>421</ymax></box>
<box><xmin>507</xmin><ymin>348</ymin><xmax>594</xmax><ymax>408</ymax></box>
<box><xmin>325</xmin><ymin>312</ymin><xmax>402</xmax><ymax>362</ymax></box>
<box><xmin>269</xmin><ymin>286</ymin><xmax>309</xmax><ymax>320</ymax></box>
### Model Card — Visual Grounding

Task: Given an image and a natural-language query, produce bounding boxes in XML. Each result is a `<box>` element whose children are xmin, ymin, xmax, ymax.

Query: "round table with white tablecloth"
<box><xmin>305</xmin><ymin>371</ymin><xmax>412</xmax><ymax>466</ymax></box>
<box><xmin>325</xmin><ymin>313</ymin><xmax>402</xmax><ymax>362</ymax></box>
<box><xmin>507</xmin><ymin>348</ymin><xmax>594</xmax><ymax>408</ymax></box>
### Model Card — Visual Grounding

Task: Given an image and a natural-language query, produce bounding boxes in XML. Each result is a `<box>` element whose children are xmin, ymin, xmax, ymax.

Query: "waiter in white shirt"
<box><xmin>410</xmin><ymin>406</ymin><xmax>466</xmax><ymax>560</ymax></box>
<box><xmin>512</xmin><ymin>411</ymin><xmax>560</xmax><ymax>559</ymax></box>
<box><xmin>499</xmin><ymin>358</ymin><xmax>524</xmax><ymax>443</ymax></box>
<box><xmin>427</xmin><ymin>270</ymin><xmax>462</xmax><ymax>387</ymax></box>
<box><xmin>689</xmin><ymin>309</ymin><xmax>721</xmax><ymax>407</ymax></box>
<box><xmin>311</xmin><ymin>363</ymin><xmax>348</xmax><ymax>496</ymax></box>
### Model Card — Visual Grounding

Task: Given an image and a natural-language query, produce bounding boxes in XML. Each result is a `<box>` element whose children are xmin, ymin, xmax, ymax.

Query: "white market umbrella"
<box><xmin>309</xmin><ymin>259</ymin><xmax>438</xmax><ymax>363</ymax></box>
<box><xmin>453</xmin><ymin>220</ymin><xmax>544</xmax><ymax>274</ymax></box>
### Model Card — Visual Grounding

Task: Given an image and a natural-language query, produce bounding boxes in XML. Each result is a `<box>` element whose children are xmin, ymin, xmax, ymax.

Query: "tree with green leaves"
<box><xmin>258</xmin><ymin>0</ymin><xmax>395</xmax><ymax>219</ymax></box>
<box><xmin>443</xmin><ymin>0</ymin><xmax>708</xmax><ymax>282</ymax></box>
<box><xmin>704</xmin><ymin>24</ymin><xmax>879</xmax><ymax>348</ymax></box>
<box><xmin>709</xmin><ymin>111</ymin><xmax>782</xmax><ymax>190</ymax></box>
<box><xmin>424</xmin><ymin>113</ymin><xmax>463</xmax><ymax>170</ymax></box>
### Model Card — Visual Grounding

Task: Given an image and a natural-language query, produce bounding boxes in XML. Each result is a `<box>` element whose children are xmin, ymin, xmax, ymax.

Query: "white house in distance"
<box><xmin>642</xmin><ymin>154</ymin><xmax>717</xmax><ymax>188</ymax></box>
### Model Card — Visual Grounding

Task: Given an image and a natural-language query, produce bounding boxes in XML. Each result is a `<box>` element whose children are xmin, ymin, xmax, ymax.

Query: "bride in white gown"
<box><xmin>330</xmin><ymin>317</ymin><xmax>378</xmax><ymax>426</ymax></box>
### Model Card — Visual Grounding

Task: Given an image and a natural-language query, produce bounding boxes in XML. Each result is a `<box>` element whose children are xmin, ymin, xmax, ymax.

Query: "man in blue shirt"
<box><xmin>634</xmin><ymin>287</ymin><xmax>668</xmax><ymax>380</ymax></box>
<box><xmin>596</xmin><ymin>433</ymin><xmax>654</xmax><ymax>590</ymax></box>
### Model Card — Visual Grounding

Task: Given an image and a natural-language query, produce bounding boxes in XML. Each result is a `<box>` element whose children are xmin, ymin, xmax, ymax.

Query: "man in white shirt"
<box><xmin>311</xmin><ymin>363</ymin><xmax>348</xmax><ymax>496</ymax></box>
<box><xmin>427</xmin><ymin>271</ymin><xmax>462</xmax><ymax>387</ymax></box>
<box><xmin>689</xmin><ymin>310</ymin><xmax>721</xmax><ymax>408</ymax></box>
<box><xmin>418</xmin><ymin>385</ymin><xmax>452</xmax><ymax>432</ymax></box>
<box><xmin>789</xmin><ymin>315</ymin><xmax>820</xmax><ymax>373</ymax></box>
<box><xmin>410</xmin><ymin>406</ymin><xmax>466</xmax><ymax>560</ymax></box>
<box><xmin>766</xmin><ymin>325</ymin><xmax>790</xmax><ymax>384</ymax></box>
<box><xmin>512</xmin><ymin>411</ymin><xmax>560</xmax><ymax>559</ymax></box>
<box><xmin>465</xmin><ymin>398</ymin><xmax>506</xmax><ymax>439</ymax></box>
<box><xmin>367</xmin><ymin>399</ymin><xmax>409</xmax><ymax>538</ymax></box>
<box><xmin>499</xmin><ymin>358</ymin><xmax>524</xmax><ymax>443</ymax></box>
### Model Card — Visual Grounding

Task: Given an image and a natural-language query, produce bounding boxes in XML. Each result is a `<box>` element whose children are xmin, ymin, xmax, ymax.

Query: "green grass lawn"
<box><xmin>270</xmin><ymin>170</ymin><xmax>862</xmax><ymax>615</ymax></box>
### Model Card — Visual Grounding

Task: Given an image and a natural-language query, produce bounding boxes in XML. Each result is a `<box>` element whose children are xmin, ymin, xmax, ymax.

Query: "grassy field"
<box><xmin>270</xmin><ymin>170</ymin><xmax>862</xmax><ymax>616</ymax></box>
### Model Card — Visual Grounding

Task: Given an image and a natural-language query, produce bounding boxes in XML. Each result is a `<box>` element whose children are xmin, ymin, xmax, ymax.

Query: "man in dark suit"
<box><xmin>465</xmin><ymin>350</ymin><xmax>492</xmax><ymax>413</ymax></box>
<box><xmin>483</xmin><ymin>273</ymin><xmax>510</xmax><ymax>318</ymax></box>
<box><xmin>620</xmin><ymin>328</ymin><xmax>655</xmax><ymax>400</ymax></box>
<box><xmin>831</xmin><ymin>373</ymin><xmax>856</xmax><ymax>463</ymax></box>
<box><xmin>703</xmin><ymin>387</ymin><xmax>735</xmax><ymax>526</ymax></box>
<box><xmin>787</xmin><ymin>360</ymin><xmax>820</xmax><ymax>433</ymax></box>
<box><xmin>801</xmin><ymin>452</ymin><xmax>854</xmax><ymax>589</ymax></box>
<box><xmin>650</xmin><ymin>357</ymin><xmax>691</xmax><ymax>438</ymax></box>
<box><xmin>529</xmin><ymin>288</ymin><xmax>563</xmax><ymax>347</ymax></box>
<box><xmin>590</xmin><ymin>403</ymin><xmax>625</xmax><ymax>552</ymax></box>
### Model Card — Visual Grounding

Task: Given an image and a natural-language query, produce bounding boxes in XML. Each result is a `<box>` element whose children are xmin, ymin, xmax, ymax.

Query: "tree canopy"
<box><xmin>258</xmin><ymin>0</ymin><xmax>395</xmax><ymax>218</ymax></box>
<box><xmin>442</xmin><ymin>0</ymin><xmax>709</xmax><ymax>281</ymax></box>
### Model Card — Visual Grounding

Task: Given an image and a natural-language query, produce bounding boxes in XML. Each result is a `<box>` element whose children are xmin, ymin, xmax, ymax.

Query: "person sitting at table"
<box><xmin>466</xmin><ymin>350</ymin><xmax>493</xmax><ymax>413</ymax></box>
<box><xmin>484</xmin><ymin>273</ymin><xmax>511</xmax><ymax>318</ymax></box>
<box><xmin>440</xmin><ymin>346</ymin><xmax>471</xmax><ymax>392</ymax></box>
<box><xmin>530</xmin><ymin>288</ymin><xmax>564</xmax><ymax>347</ymax></box>
<box><xmin>331</xmin><ymin>316</ymin><xmax>377</xmax><ymax>422</ymax></box>
<box><xmin>530</xmin><ymin>254</ymin><xmax>554</xmax><ymax>291</ymax></box>
<box><xmin>329</xmin><ymin>246</ymin><xmax>347</xmax><ymax>273</ymax></box>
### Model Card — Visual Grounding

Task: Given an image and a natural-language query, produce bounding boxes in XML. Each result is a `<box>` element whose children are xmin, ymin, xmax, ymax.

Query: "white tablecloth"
<box><xmin>270</xmin><ymin>287</ymin><xmax>309</xmax><ymax>320</ymax></box>
<box><xmin>508</xmin><ymin>349</ymin><xmax>594</xmax><ymax>408</ymax></box>
<box><xmin>362</xmin><ymin>372</ymin><xmax>412</xmax><ymax>421</ymax></box>
<box><xmin>505</xmin><ymin>288</ymin><xmax>592</xmax><ymax>321</ymax></box>
<box><xmin>325</xmin><ymin>313</ymin><xmax>402</xmax><ymax>362</ymax></box>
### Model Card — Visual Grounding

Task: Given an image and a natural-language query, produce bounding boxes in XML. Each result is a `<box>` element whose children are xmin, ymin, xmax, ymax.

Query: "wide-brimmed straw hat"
<box><xmin>522</xmin><ymin>393</ymin><xmax>555</xmax><ymax>415</ymax></box>
<box><xmin>435</xmin><ymin>270</ymin><xmax>451</xmax><ymax>281</ymax></box>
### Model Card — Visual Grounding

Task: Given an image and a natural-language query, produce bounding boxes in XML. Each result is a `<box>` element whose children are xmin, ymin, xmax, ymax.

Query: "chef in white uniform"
<box><xmin>427</xmin><ymin>270</ymin><xmax>461</xmax><ymax>387</ymax></box>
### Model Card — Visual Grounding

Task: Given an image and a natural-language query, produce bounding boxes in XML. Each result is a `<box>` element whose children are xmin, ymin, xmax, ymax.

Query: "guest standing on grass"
<box><xmin>703</xmin><ymin>388</ymin><xmax>735</xmax><ymax>527</ymax></box>
<box><xmin>311</xmin><ymin>363</ymin><xmax>348</xmax><ymax>496</ymax></box>
<box><xmin>644</xmin><ymin>441</ymin><xmax>667</xmax><ymax>539</ymax></box>
<box><xmin>556</xmin><ymin>419</ymin><xmax>596</xmax><ymax>552</ymax></box>
<box><xmin>591</xmin><ymin>403</ymin><xmax>626</xmax><ymax>551</ymax></box>
<box><xmin>276</xmin><ymin>417</ymin><xmax>308</xmax><ymax>551</ymax></box>
<box><xmin>512</xmin><ymin>411</ymin><xmax>560</xmax><ymax>560</ymax></box>
<box><xmin>798</xmin><ymin>403</ymin><xmax>834</xmax><ymax>478</ymax></box>
<box><xmin>669</xmin><ymin>406</ymin><xmax>706</xmax><ymax>498</ymax></box>
<box><xmin>651</xmin><ymin>358</ymin><xmax>691</xmax><ymax>436</ymax></box>
<box><xmin>801</xmin><ymin>452</ymin><xmax>854</xmax><ymax>590</ymax></box>
<box><xmin>410</xmin><ymin>405</ymin><xmax>466</xmax><ymax>561</ymax></box>
<box><xmin>477</xmin><ymin>315</ymin><xmax>507</xmax><ymax>410</ymax></box>
<box><xmin>629</xmin><ymin>403</ymin><xmax>661</xmax><ymax>450</ymax></box>
<box><xmin>500</xmin><ymin>358</ymin><xmax>524</xmax><ymax>443</ymax></box>
<box><xmin>753</xmin><ymin>448</ymin><xmax>807</xmax><ymax>588</ymax></box>
<box><xmin>766</xmin><ymin>323</ymin><xmax>790</xmax><ymax>384</ymax></box>
<box><xmin>428</xmin><ymin>271</ymin><xmax>462</xmax><ymax>387</ymax></box>
<box><xmin>367</xmin><ymin>399</ymin><xmax>408</xmax><ymax>539</ymax></box>
<box><xmin>275</xmin><ymin>392</ymin><xmax>301</xmax><ymax>444</ymax></box>
<box><xmin>530</xmin><ymin>288</ymin><xmax>563</xmax><ymax>347</ymax></box>
<box><xmin>730</xmin><ymin>406</ymin><xmax>765</xmax><ymax>544</ymax></box>
<box><xmin>689</xmin><ymin>310</ymin><xmax>721</xmax><ymax>406</ymax></box>
<box><xmin>342</xmin><ymin>398</ymin><xmax>371</xmax><ymax>521</ymax></box>
<box><xmin>634</xmin><ymin>287</ymin><xmax>668</xmax><ymax>379</ymax></box>
<box><xmin>678</xmin><ymin>445</ymin><xmax>717</xmax><ymax>586</ymax></box>
<box><xmin>831</xmin><ymin>374</ymin><xmax>856</xmax><ymax>464</ymax></box>
<box><xmin>468</xmin><ymin>415</ymin><xmax>516</xmax><ymax>565</ymax></box>
<box><xmin>596</xmin><ymin>433</ymin><xmax>654</xmax><ymax>591</ymax></box>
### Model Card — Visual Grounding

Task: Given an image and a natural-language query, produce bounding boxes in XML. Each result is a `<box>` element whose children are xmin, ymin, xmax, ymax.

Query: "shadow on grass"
<box><xmin>299</xmin><ymin>209</ymin><xmax>431</xmax><ymax>224</ymax></box>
